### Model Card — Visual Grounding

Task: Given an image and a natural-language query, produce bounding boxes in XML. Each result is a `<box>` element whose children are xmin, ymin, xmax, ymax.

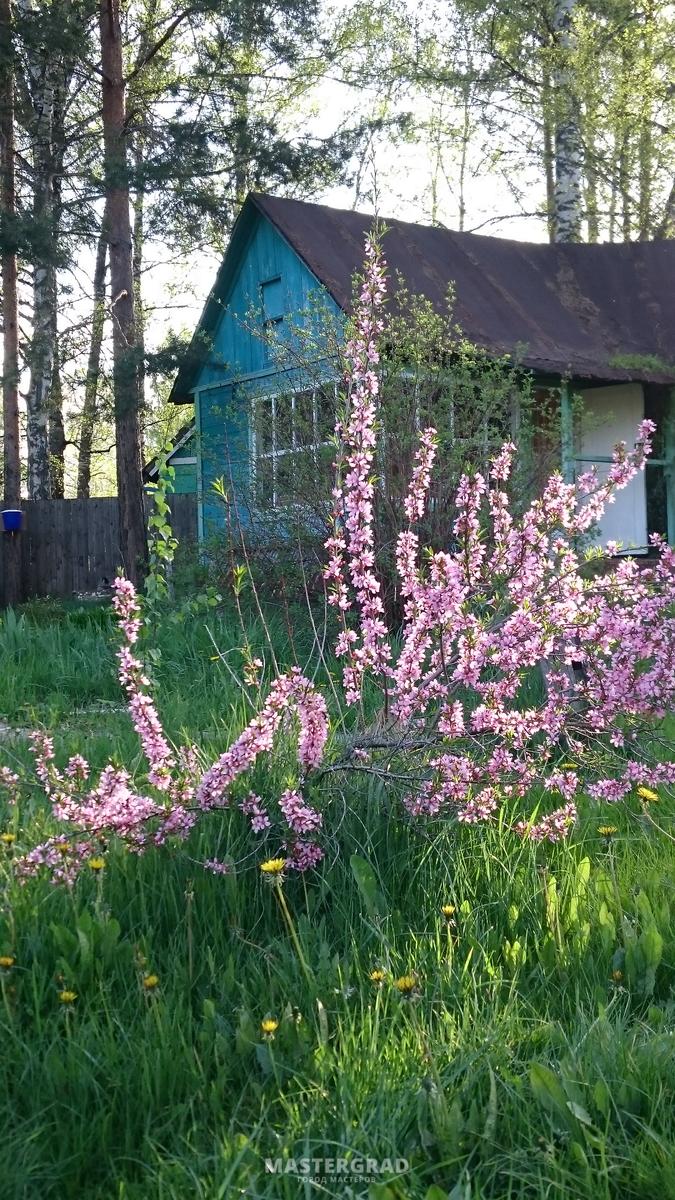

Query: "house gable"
<box><xmin>183</xmin><ymin>203</ymin><xmax>344</xmax><ymax>534</ymax></box>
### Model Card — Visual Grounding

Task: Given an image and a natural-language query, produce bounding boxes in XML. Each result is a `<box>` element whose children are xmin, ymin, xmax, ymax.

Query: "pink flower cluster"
<box><xmin>324</xmin><ymin>237</ymin><xmax>391</xmax><ymax>702</ymax></box>
<box><xmin>279</xmin><ymin>788</ymin><xmax>322</xmax><ymax>834</ymax></box>
<box><xmin>113</xmin><ymin>577</ymin><xmax>176</xmax><ymax>790</ymax></box>
<box><xmin>0</xmin><ymin>766</ymin><xmax>19</xmax><ymax>805</ymax></box>
<box><xmin>197</xmin><ymin>667</ymin><xmax>328</xmax><ymax>810</ymax></box>
<box><xmin>240</xmin><ymin>791</ymin><xmax>271</xmax><ymax>833</ymax></box>
<box><xmin>285</xmin><ymin>840</ymin><xmax>325</xmax><ymax>872</ymax></box>
<box><xmin>12</xmin><ymin>579</ymin><xmax>329</xmax><ymax>885</ymax></box>
<box><xmin>515</xmin><ymin>803</ymin><xmax>578</xmax><ymax>843</ymax></box>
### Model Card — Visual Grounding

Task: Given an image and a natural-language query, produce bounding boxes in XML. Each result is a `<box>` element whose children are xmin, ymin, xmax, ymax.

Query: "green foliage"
<box><xmin>608</xmin><ymin>352</ymin><xmax>675</xmax><ymax>376</ymax></box>
<box><xmin>144</xmin><ymin>443</ymin><xmax>179</xmax><ymax>610</ymax></box>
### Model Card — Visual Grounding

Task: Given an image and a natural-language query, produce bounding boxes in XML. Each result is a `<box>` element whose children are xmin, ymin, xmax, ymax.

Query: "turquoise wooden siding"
<box><xmin>172</xmin><ymin>461</ymin><xmax>197</xmax><ymax>494</ymax></box>
<box><xmin>164</xmin><ymin>432</ymin><xmax>197</xmax><ymax>495</ymax></box>
<box><xmin>190</xmin><ymin>211</ymin><xmax>343</xmax><ymax>536</ymax></box>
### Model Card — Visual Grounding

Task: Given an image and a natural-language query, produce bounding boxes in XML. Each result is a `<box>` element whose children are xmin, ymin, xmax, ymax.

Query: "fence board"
<box><xmin>0</xmin><ymin>494</ymin><xmax>198</xmax><ymax>603</ymax></box>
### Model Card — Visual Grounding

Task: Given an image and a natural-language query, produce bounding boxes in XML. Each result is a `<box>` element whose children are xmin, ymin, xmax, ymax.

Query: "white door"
<box><xmin>578</xmin><ymin>383</ymin><xmax>647</xmax><ymax>553</ymax></box>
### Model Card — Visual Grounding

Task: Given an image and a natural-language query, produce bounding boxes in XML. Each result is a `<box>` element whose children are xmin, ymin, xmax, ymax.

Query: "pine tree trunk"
<box><xmin>47</xmin><ymin>57</ymin><xmax>68</xmax><ymax>495</ymax></box>
<box><xmin>77</xmin><ymin>228</ymin><xmax>107</xmax><ymax>499</ymax></box>
<box><xmin>99</xmin><ymin>0</ymin><xmax>147</xmax><ymax>583</ymax></box>
<box><xmin>0</xmin><ymin>0</ymin><xmax>22</xmax><ymax>604</ymax></box>
<box><xmin>551</xmin><ymin>0</ymin><xmax>583</xmax><ymax>243</ymax></box>
<box><xmin>132</xmin><ymin>137</ymin><xmax>146</xmax><ymax>456</ymax></box>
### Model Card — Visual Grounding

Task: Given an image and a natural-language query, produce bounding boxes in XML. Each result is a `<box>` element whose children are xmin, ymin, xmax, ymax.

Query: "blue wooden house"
<box><xmin>169</xmin><ymin>192</ymin><xmax>675</xmax><ymax>551</ymax></box>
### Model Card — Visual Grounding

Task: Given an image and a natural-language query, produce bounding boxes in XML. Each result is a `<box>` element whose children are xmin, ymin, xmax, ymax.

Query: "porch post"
<box><xmin>194</xmin><ymin>387</ymin><xmax>204</xmax><ymax>543</ymax></box>
<box><xmin>560</xmin><ymin>381</ymin><xmax>574</xmax><ymax>483</ymax></box>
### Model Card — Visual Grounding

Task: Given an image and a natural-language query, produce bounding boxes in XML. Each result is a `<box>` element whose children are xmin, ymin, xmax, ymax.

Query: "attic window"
<box><xmin>261</xmin><ymin>277</ymin><xmax>284</xmax><ymax>324</ymax></box>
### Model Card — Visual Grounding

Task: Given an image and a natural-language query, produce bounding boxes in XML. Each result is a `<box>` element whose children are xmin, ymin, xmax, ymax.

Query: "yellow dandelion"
<box><xmin>260</xmin><ymin>857</ymin><xmax>286</xmax><ymax>877</ymax></box>
<box><xmin>0</xmin><ymin>955</ymin><xmax>15</xmax><ymax>969</ymax></box>
<box><xmin>142</xmin><ymin>974</ymin><xmax>159</xmax><ymax>990</ymax></box>
<box><xmin>57</xmin><ymin>843</ymin><xmax>72</xmax><ymax>855</ymax></box>
<box><xmin>393</xmin><ymin>974</ymin><xmax>418</xmax><ymax>996</ymax></box>
<box><xmin>261</xmin><ymin>1017</ymin><xmax>279</xmax><ymax>1038</ymax></box>
<box><xmin>598</xmin><ymin>825</ymin><xmax>618</xmax><ymax>838</ymax></box>
<box><xmin>637</xmin><ymin>786</ymin><xmax>659</xmax><ymax>803</ymax></box>
<box><xmin>58</xmin><ymin>990</ymin><xmax>77</xmax><ymax>1004</ymax></box>
<box><xmin>611</xmin><ymin>969</ymin><xmax>623</xmax><ymax>983</ymax></box>
<box><xmin>0</xmin><ymin>832</ymin><xmax>15</xmax><ymax>846</ymax></box>
<box><xmin>88</xmin><ymin>857</ymin><xmax>105</xmax><ymax>872</ymax></box>
<box><xmin>441</xmin><ymin>904</ymin><xmax>456</xmax><ymax>920</ymax></box>
<box><xmin>369</xmin><ymin>969</ymin><xmax>386</xmax><ymax>985</ymax></box>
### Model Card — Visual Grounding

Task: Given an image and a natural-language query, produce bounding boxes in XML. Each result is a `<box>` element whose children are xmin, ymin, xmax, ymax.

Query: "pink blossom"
<box><xmin>240</xmin><ymin>792</ymin><xmax>271</xmax><ymax>833</ymax></box>
<box><xmin>279</xmin><ymin>788</ymin><xmax>322</xmax><ymax>834</ymax></box>
<box><xmin>515</xmin><ymin>803</ymin><xmax>577</xmax><ymax>842</ymax></box>
<box><xmin>203</xmin><ymin>858</ymin><xmax>232</xmax><ymax>875</ymax></box>
<box><xmin>286</xmin><ymin>840</ymin><xmax>325</xmax><ymax>872</ymax></box>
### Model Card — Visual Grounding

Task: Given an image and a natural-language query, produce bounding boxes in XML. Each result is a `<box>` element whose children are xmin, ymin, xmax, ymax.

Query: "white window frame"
<box><xmin>250</xmin><ymin>381</ymin><xmax>338</xmax><ymax>509</ymax></box>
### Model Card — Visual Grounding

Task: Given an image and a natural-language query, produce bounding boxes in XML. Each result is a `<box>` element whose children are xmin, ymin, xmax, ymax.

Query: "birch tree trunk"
<box><xmin>655</xmin><ymin>178</ymin><xmax>675</xmax><ymax>238</ymax></box>
<box><xmin>551</xmin><ymin>0</ymin><xmax>583</xmax><ymax>242</ymax></box>
<box><xmin>48</xmin><ymin>334</ymin><xmax>65</xmax><ymax>497</ymax></box>
<box><xmin>0</xmin><ymin>0</ymin><xmax>22</xmax><ymax>604</ymax></box>
<box><xmin>637</xmin><ymin>0</ymin><xmax>655</xmax><ymax>241</ymax></box>
<box><xmin>99</xmin><ymin>0</ymin><xmax>147</xmax><ymax>582</ymax></box>
<box><xmin>19</xmin><ymin>0</ymin><xmax>57</xmax><ymax>498</ymax></box>
<box><xmin>77</xmin><ymin>228</ymin><xmax>107</xmax><ymax>499</ymax></box>
<box><xmin>542</xmin><ymin>64</ymin><xmax>556</xmax><ymax>241</ymax></box>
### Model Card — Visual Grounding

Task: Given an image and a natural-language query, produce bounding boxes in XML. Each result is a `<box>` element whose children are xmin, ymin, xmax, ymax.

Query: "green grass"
<box><xmin>0</xmin><ymin>600</ymin><xmax>674</xmax><ymax>1199</ymax></box>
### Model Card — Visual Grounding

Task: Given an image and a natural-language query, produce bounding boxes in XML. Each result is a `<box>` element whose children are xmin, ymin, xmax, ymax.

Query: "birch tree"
<box><xmin>18</xmin><ymin>0</ymin><xmax>58</xmax><ymax>496</ymax></box>
<box><xmin>550</xmin><ymin>0</ymin><xmax>583</xmax><ymax>240</ymax></box>
<box><xmin>0</xmin><ymin>0</ymin><xmax>21</xmax><ymax>603</ymax></box>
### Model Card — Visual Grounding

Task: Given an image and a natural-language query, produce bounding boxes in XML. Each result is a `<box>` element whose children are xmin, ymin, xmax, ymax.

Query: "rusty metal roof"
<box><xmin>251</xmin><ymin>193</ymin><xmax>675</xmax><ymax>385</ymax></box>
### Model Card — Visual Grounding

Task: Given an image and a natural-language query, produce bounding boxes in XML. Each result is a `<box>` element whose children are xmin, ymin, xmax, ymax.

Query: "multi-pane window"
<box><xmin>252</xmin><ymin>383</ymin><xmax>337</xmax><ymax>507</ymax></box>
<box><xmin>644</xmin><ymin>385</ymin><xmax>672</xmax><ymax>542</ymax></box>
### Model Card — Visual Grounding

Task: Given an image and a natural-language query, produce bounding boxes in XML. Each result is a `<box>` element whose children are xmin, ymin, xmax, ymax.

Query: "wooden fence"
<box><xmin>0</xmin><ymin>495</ymin><xmax>198</xmax><ymax>603</ymax></box>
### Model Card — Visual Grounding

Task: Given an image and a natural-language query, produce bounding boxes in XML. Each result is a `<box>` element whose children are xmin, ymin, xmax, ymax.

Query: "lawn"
<box><xmin>0</xmin><ymin>599</ymin><xmax>674</xmax><ymax>1199</ymax></box>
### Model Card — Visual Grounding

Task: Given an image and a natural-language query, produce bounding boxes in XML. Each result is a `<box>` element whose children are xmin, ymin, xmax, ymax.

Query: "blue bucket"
<box><xmin>1</xmin><ymin>509</ymin><xmax>23</xmax><ymax>532</ymax></box>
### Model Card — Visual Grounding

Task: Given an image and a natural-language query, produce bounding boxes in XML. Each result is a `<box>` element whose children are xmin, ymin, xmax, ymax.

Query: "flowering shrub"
<box><xmin>8</xmin><ymin>237</ymin><xmax>675</xmax><ymax>884</ymax></box>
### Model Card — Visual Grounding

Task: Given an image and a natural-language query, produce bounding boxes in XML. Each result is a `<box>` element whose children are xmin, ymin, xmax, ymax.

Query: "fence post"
<box><xmin>1</xmin><ymin>506</ymin><xmax>23</xmax><ymax>607</ymax></box>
